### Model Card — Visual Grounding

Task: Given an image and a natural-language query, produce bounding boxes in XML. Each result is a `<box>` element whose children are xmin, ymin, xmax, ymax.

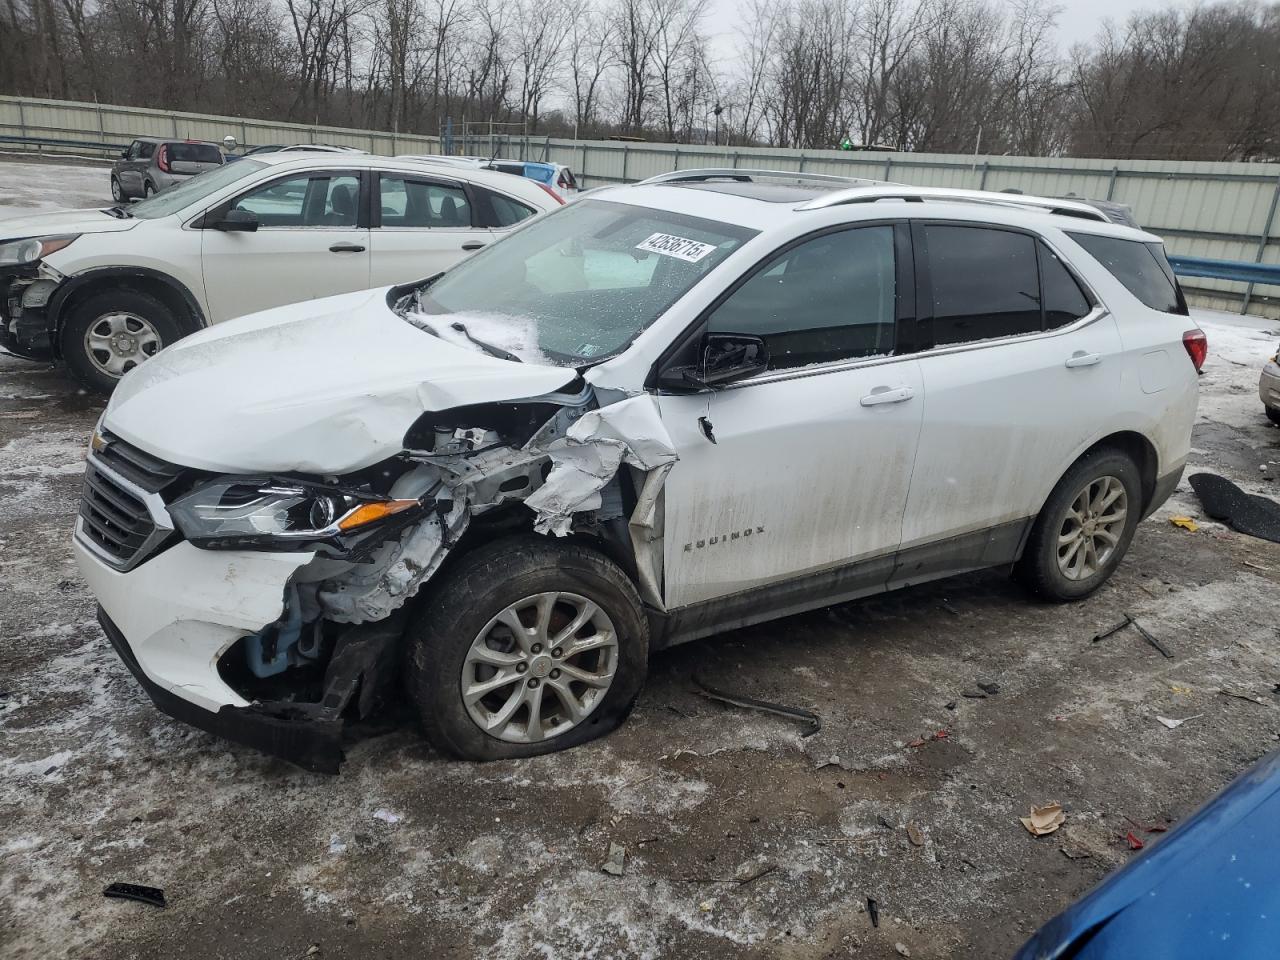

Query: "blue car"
<box><xmin>1017</xmin><ymin>749</ymin><xmax>1280</xmax><ymax>958</ymax></box>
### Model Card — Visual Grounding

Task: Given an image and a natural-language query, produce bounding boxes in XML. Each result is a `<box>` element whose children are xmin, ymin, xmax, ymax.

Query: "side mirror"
<box><xmin>213</xmin><ymin>209</ymin><xmax>259</xmax><ymax>232</ymax></box>
<box><xmin>657</xmin><ymin>333</ymin><xmax>769</xmax><ymax>391</ymax></box>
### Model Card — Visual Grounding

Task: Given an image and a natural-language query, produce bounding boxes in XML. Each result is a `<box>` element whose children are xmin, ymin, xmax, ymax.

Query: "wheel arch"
<box><xmin>1044</xmin><ymin>430</ymin><xmax>1159</xmax><ymax>518</ymax></box>
<box><xmin>49</xmin><ymin>267</ymin><xmax>207</xmax><ymax>358</ymax></box>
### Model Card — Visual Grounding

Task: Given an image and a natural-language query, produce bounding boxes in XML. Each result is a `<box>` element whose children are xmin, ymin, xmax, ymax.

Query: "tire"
<box><xmin>407</xmin><ymin>536</ymin><xmax>649</xmax><ymax>760</ymax></box>
<box><xmin>1016</xmin><ymin>448</ymin><xmax>1143</xmax><ymax>601</ymax></box>
<box><xmin>143</xmin><ymin>180</ymin><xmax>155</xmax><ymax>198</ymax></box>
<box><xmin>1267</xmin><ymin>407</ymin><xmax>1280</xmax><ymax>426</ymax></box>
<box><xmin>60</xmin><ymin>288</ymin><xmax>184</xmax><ymax>394</ymax></box>
<box><xmin>110</xmin><ymin>176</ymin><xmax>126</xmax><ymax>202</ymax></box>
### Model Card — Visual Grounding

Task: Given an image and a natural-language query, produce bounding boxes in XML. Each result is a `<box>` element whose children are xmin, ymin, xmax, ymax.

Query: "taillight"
<box><xmin>535</xmin><ymin>182</ymin><xmax>565</xmax><ymax>205</ymax></box>
<box><xmin>1182</xmin><ymin>329</ymin><xmax>1208</xmax><ymax>372</ymax></box>
<box><xmin>156</xmin><ymin>144</ymin><xmax>171</xmax><ymax>173</ymax></box>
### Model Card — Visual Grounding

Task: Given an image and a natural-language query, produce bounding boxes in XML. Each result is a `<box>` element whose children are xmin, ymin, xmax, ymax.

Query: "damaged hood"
<box><xmin>0</xmin><ymin>208</ymin><xmax>140</xmax><ymax>240</ymax></box>
<box><xmin>105</xmin><ymin>288</ymin><xmax>577</xmax><ymax>474</ymax></box>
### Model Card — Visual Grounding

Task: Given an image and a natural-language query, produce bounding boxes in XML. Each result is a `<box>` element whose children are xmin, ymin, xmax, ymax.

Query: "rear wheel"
<box><xmin>143</xmin><ymin>181</ymin><xmax>155</xmax><ymax>198</ymax></box>
<box><xmin>110</xmin><ymin>176</ymin><xmax>126</xmax><ymax>202</ymax></box>
<box><xmin>1267</xmin><ymin>407</ymin><xmax>1280</xmax><ymax>426</ymax></box>
<box><xmin>60</xmin><ymin>288</ymin><xmax>184</xmax><ymax>394</ymax></box>
<box><xmin>1017</xmin><ymin>449</ymin><xmax>1142</xmax><ymax>601</ymax></box>
<box><xmin>407</xmin><ymin>536</ymin><xmax>649</xmax><ymax>760</ymax></box>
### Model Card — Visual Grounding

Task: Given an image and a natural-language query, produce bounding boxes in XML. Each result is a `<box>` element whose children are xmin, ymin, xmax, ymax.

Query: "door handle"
<box><xmin>860</xmin><ymin>385</ymin><xmax>915</xmax><ymax>407</ymax></box>
<box><xmin>329</xmin><ymin>242</ymin><xmax>366</xmax><ymax>253</ymax></box>
<box><xmin>1065</xmin><ymin>351</ymin><xmax>1101</xmax><ymax>368</ymax></box>
<box><xmin>461</xmin><ymin>241</ymin><xmax>486</xmax><ymax>251</ymax></box>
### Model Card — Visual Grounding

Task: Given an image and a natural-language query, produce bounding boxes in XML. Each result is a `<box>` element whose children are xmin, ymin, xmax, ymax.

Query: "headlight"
<box><xmin>169</xmin><ymin>479</ymin><xmax>420</xmax><ymax>549</ymax></box>
<box><xmin>0</xmin><ymin>234</ymin><xmax>79</xmax><ymax>266</ymax></box>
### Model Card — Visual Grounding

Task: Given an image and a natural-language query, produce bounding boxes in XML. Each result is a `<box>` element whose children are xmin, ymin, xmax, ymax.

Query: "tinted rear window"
<box><xmin>1068</xmin><ymin>233</ymin><xmax>1186</xmax><ymax>315</ymax></box>
<box><xmin>925</xmin><ymin>225</ymin><xmax>1042</xmax><ymax>345</ymax></box>
<box><xmin>167</xmin><ymin>142</ymin><xmax>223</xmax><ymax>164</ymax></box>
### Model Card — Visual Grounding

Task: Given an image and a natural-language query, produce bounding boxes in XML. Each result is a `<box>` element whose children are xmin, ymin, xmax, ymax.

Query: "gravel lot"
<box><xmin>2</xmin><ymin>159</ymin><xmax>1280</xmax><ymax>960</ymax></box>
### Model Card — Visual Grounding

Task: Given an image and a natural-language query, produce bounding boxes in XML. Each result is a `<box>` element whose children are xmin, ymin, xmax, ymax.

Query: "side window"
<box><xmin>1039</xmin><ymin>243</ymin><xmax>1091</xmax><ymax>329</ymax></box>
<box><xmin>379</xmin><ymin>176</ymin><xmax>471</xmax><ymax>228</ymax></box>
<box><xmin>1067</xmin><ymin>232</ymin><xmax>1187</xmax><ymax>315</ymax></box>
<box><xmin>924</xmin><ymin>225</ymin><xmax>1040</xmax><ymax>345</ymax></box>
<box><xmin>127</xmin><ymin>141</ymin><xmax>143</xmax><ymax>159</ymax></box>
<box><xmin>558</xmin><ymin>168</ymin><xmax>577</xmax><ymax>190</ymax></box>
<box><xmin>486</xmin><ymin>190</ymin><xmax>536</xmax><ymax>227</ymax></box>
<box><xmin>233</xmin><ymin>174</ymin><xmax>360</xmax><ymax>227</ymax></box>
<box><xmin>139</xmin><ymin>141</ymin><xmax>156</xmax><ymax>160</ymax></box>
<box><xmin>707</xmin><ymin>225</ymin><xmax>897</xmax><ymax>370</ymax></box>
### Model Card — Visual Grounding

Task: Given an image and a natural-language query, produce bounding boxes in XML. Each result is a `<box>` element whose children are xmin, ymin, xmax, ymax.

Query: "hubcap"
<box><xmin>1057</xmin><ymin>475</ymin><xmax>1128</xmax><ymax>580</ymax></box>
<box><xmin>461</xmin><ymin>591</ymin><xmax>619</xmax><ymax>743</ymax></box>
<box><xmin>83</xmin><ymin>312</ymin><xmax>162</xmax><ymax>378</ymax></box>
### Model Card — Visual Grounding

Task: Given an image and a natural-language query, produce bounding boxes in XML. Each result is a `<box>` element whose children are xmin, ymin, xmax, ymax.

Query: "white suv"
<box><xmin>72</xmin><ymin>170</ymin><xmax>1203</xmax><ymax>771</ymax></box>
<box><xmin>0</xmin><ymin>153</ymin><xmax>559</xmax><ymax>393</ymax></box>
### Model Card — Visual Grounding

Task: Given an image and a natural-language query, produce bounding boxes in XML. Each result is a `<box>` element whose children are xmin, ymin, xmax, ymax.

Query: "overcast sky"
<box><xmin>700</xmin><ymin>0</ymin><xmax>1164</xmax><ymax>75</ymax></box>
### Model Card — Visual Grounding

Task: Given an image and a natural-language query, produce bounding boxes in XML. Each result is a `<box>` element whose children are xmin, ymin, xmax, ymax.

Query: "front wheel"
<box><xmin>1016</xmin><ymin>449</ymin><xmax>1142</xmax><ymax>601</ymax></box>
<box><xmin>60</xmin><ymin>288</ymin><xmax>183</xmax><ymax>394</ymax></box>
<box><xmin>1267</xmin><ymin>406</ymin><xmax>1280</xmax><ymax>426</ymax></box>
<box><xmin>407</xmin><ymin>536</ymin><xmax>649</xmax><ymax>760</ymax></box>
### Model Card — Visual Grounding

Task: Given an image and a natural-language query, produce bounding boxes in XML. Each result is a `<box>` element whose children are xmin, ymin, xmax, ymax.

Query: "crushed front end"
<box><xmin>0</xmin><ymin>262</ymin><xmax>60</xmax><ymax>360</ymax></box>
<box><xmin>74</xmin><ymin>386</ymin><xmax>676</xmax><ymax>773</ymax></box>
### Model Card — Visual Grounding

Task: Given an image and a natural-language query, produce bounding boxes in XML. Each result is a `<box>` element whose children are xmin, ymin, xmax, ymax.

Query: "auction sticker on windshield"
<box><xmin>636</xmin><ymin>233</ymin><xmax>718</xmax><ymax>262</ymax></box>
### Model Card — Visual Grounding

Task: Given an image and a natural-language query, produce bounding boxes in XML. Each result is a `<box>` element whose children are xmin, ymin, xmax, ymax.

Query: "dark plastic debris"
<box><xmin>1189</xmin><ymin>472</ymin><xmax>1280</xmax><ymax>543</ymax></box>
<box><xmin>868</xmin><ymin>897</ymin><xmax>880</xmax><ymax>928</ymax></box>
<box><xmin>103</xmin><ymin>882</ymin><xmax>166</xmax><ymax>908</ymax></box>
<box><xmin>693</xmin><ymin>674</ymin><xmax>821</xmax><ymax>737</ymax></box>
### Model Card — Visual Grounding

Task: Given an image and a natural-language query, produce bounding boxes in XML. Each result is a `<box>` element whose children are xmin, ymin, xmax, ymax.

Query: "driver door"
<box><xmin>658</xmin><ymin>224</ymin><xmax>925</xmax><ymax>610</ymax></box>
<box><xmin>200</xmin><ymin>170</ymin><xmax>371</xmax><ymax>323</ymax></box>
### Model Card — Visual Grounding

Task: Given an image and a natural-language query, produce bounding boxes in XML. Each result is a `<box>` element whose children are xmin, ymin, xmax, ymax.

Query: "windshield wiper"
<box><xmin>103</xmin><ymin>205</ymin><xmax>133</xmax><ymax>219</ymax></box>
<box><xmin>449</xmin><ymin>321</ymin><xmax>522</xmax><ymax>363</ymax></box>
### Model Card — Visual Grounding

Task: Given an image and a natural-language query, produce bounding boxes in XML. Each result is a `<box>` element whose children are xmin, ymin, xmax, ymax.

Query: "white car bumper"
<box><xmin>73</xmin><ymin>535</ymin><xmax>312</xmax><ymax>713</ymax></box>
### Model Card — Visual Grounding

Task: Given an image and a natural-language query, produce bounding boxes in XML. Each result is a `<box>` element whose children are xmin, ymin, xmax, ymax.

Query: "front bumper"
<box><xmin>1261</xmin><ymin>359</ymin><xmax>1280</xmax><ymax>412</ymax></box>
<box><xmin>72</xmin><ymin>535</ymin><xmax>356</xmax><ymax>772</ymax></box>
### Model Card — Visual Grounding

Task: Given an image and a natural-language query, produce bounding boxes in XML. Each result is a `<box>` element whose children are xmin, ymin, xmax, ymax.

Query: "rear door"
<box><xmin>367</xmin><ymin>172</ymin><xmax>492</xmax><ymax>286</ymax></box>
<box><xmin>658</xmin><ymin>223</ymin><xmax>925</xmax><ymax>609</ymax></box>
<box><xmin>200</xmin><ymin>169</ymin><xmax>370</xmax><ymax>322</ymax></box>
<box><xmin>899</xmin><ymin>222</ymin><xmax>1122</xmax><ymax>558</ymax></box>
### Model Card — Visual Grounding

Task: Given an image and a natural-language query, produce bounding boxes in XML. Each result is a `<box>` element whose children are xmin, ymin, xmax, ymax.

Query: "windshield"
<box><xmin>126</xmin><ymin>160</ymin><xmax>267</xmax><ymax>219</ymax></box>
<box><xmin>402</xmin><ymin>199</ymin><xmax>757</xmax><ymax>366</ymax></box>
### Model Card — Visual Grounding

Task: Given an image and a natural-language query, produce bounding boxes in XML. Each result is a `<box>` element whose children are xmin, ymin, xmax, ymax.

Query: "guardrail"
<box><xmin>0</xmin><ymin>133</ymin><xmax>127</xmax><ymax>157</ymax></box>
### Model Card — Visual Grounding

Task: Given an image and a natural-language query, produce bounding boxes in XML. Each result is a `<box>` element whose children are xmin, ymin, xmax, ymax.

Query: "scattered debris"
<box><xmin>306</xmin><ymin>946</ymin><xmax>321</xmax><ymax>957</ymax></box>
<box><xmin>1091</xmin><ymin>613</ymin><xmax>1172</xmax><ymax>658</ymax></box>
<box><xmin>1059</xmin><ymin>843</ymin><xmax>1090</xmax><ymax>860</ymax></box>
<box><xmin>1220</xmin><ymin>688</ymin><xmax>1269</xmax><ymax>707</ymax></box>
<box><xmin>906</xmin><ymin>823</ymin><xmax>925</xmax><ymax>847</ymax></box>
<box><xmin>1169</xmin><ymin>515</ymin><xmax>1200</xmax><ymax>532</ymax></box>
<box><xmin>1124</xmin><ymin>831</ymin><xmax>1145</xmax><ymax>850</ymax></box>
<box><xmin>907</xmin><ymin>730</ymin><xmax>949</xmax><ymax>748</ymax></box>
<box><xmin>1189</xmin><ymin>472</ymin><xmax>1280</xmax><ymax>544</ymax></box>
<box><xmin>814</xmin><ymin>754</ymin><xmax>845</xmax><ymax>771</ymax></box>
<box><xmin>734</xmin><ymin>861</ymin><xmax>778</xmax><ymax>886</ymax></box>
<box><xmin>103</xmin><ymin>882</ymin><xmax>166</xmax><ymax>908</ymax></box>
<box><xmin>699</xmin><ymin>900</ymin><xmax>715</xmax><ymax>912</ymax></box>
<box><xmin>895</xmin><ymin>942</ymin><xmax>912</xmax><ymax>957</ymax></box>
<box><xmin>1019</xmin><ymin>803</ymin><xmax>1066</xmax><ymax>837</ymax></box>
<box><xmin>372</xmin><ymin>809</ymin><xmax>402</xmax><ymax>824</ymax></box>
<box><xmin>1242</xmin><ymin>560</ymin><xmax>1271</xmax><ymax>572</ymax></box>
<box><xmin>1155</xmin><ymin>715</ymin><xmax>1199</xmax><ymax>729</ymax></box>
<box><xmin>692</xmin><ymin>674</ymin><xmax>821</xmax><ymax>737</ymax></box>
<box><xmin>327</xmin><ymin>834</ymin><xmax>347</xmax><ymax>855</ymax></box>
<box><xmin>867</xmin><ymin>897</ymin><xmax>880</xmax><ymax>928</ymax></box>
<box><xmin>940</xmin><ymin>601</ymin><xmax>961</xmax><ymax>617</ymax></box>
<box><xmin>961</xmin><ymin>689</ymin><xmax>987</xmax><ymax>699</ymax></box>
<box><xmin>977</xmin><ymin>680</ymin><xmax>1001</xmax><ymax>695</ymax></box>
<box><xmin>945</xmin><ymin>701</ymin><xmax>957</xmax><ymax>710</ymax></box>
<box><xmin>601</xmin><ymin>842</ymin><xmax>626</xmax><ymax>876</ymax></box>
<box><xmin>1170</xmin><ymin>684</ymin><xmax>1193</xmax><ymax>695</ymax></box>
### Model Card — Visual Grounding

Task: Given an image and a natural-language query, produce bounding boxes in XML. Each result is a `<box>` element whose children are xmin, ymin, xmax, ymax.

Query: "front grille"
<box><xmin>95</xmin><ymin>432</ymin><xmax>185</xmax><ymax>493</ymax></box>
<box><xmin>79</xmin><ymin>460</ymin><xmax>158</xmax><ymax>566</ymax></box>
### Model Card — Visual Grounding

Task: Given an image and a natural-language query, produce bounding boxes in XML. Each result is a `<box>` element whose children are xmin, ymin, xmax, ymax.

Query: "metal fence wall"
<box><xmin>4</xmin><ymin>94</ymin><xmax>1279</xmax><ymax>316</ymax></box>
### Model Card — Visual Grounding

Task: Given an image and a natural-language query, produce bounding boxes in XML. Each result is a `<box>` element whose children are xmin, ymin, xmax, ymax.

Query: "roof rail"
<box><xmin>795</xmin><ymin>185</ymin><xmax>1110</xmax><ymax>222</ymax></box>
<box><xmin>639</xmin><ymin>168</ymin><xmax>885</xmax><ymax>187</ymax></box>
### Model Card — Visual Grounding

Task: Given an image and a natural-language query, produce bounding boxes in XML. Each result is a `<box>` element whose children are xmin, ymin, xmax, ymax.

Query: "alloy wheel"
<box><xmin>461</xmin><ymin>591</ymin><xmax>619</xmax><ymax>743</ymax></box>
<box><xmin>1056</xmin><ymin>475</ymin><xmax>1128</xmax><ymax>580</ymax></box>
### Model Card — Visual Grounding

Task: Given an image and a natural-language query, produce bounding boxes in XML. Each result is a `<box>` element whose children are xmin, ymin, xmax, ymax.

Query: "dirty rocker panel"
<box><xmin>657</xmin><ymin>518</ymin><xmax>1031</xmax><ymax>648</ymax></box>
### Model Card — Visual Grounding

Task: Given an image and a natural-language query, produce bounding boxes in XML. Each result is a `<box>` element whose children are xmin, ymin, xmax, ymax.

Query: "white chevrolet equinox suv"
<box><xmin>73</xmin><ymin>170</ymin><xmax>1204</xmax><ymax>770</ymax></box>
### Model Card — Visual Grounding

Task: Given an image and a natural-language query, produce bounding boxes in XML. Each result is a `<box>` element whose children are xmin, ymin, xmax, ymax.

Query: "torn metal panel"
<box><xmin>523</xmin><ymin>394</ymin><xmax>679</xmax><ymax>537</ymax></box>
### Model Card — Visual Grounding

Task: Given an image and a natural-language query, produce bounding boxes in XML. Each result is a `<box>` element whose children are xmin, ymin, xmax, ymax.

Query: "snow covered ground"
<box><xmin>0</xmin><ymin>158</ymin><xmax>112</xmax><ymax>222</ymax></box>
